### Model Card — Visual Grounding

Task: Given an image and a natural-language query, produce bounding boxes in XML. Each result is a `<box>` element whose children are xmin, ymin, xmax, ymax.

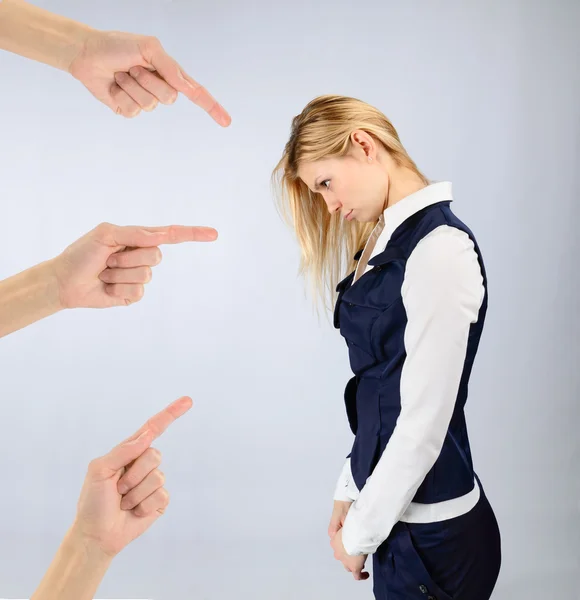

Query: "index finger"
<box><xmin>108</xmin><ymin>225</ymin><xmax>218</xmax><ymax>248</ymax></box>
<box><xmin>143</xmin><ymin>40</ymin><xmax>231</xmax><ymax>127</ymax></box>
<box><xmin>141</xmin><ymin>225</ymin><xmax>219</xmax><ymax>245</ymax></box>
<box><xmin>103</xmin><ymin>397</ymin><xmax>193</xmax><ymax>473</ymax></box>
<box><xmin>125</xmin><ymin>396</ymin><xmax>193</xmax><ymax>445</ymax></box>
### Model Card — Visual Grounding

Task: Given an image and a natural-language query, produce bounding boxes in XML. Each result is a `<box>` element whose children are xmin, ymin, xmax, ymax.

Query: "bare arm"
<box><xmin>0</xmin><ymin>0</ymin><xmax>230</xmax><ymax>122</ymax></box>
<box><xmin>31</xmin><ymin>528</ymin><xmax>113</xmax><ymax>600</ymax></box>
<box><xmin>0</xmin><ymin>260</ymin><xmax>63</xmax><ymax>338</ymax></box>
<box><xmin>0</xmin><ymin>0</ymin><xmax>91</xmax><ymax>71</ymax></box>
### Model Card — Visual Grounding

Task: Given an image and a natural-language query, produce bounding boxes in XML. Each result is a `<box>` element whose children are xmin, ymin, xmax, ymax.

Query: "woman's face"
<box><xmin>298</xmin><ymin>147</ymin><xmax>389</xmax><ymax>224</ymax></box>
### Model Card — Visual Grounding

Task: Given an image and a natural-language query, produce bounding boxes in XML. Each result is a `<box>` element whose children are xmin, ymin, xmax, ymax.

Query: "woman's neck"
<box><xmin>384</xmin><ymin>168</ymin><xmax>428</xmax><ymax>211</ymax></box>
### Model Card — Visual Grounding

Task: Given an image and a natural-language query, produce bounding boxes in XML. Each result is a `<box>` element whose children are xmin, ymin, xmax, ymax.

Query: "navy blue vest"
<box><xmin>334</xmin><ymin>201</ymin><xmax>488</xmax><ymax>503</ymax></box>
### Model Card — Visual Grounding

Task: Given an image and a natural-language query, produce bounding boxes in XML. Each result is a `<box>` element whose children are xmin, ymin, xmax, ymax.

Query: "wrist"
<box><xmin>65</xmin><ymin>523</ymin><xmax>116</xmax><ymax>564</ymax></box>
<box><xmin>39</xmin><ymin>258</ymin><xmax>66</xmax><ymax>313</ymax></box>
<box><xmin>30</xmin><ymin>524</ymin><xmax>113</xmax><ymax>600</ymax></box>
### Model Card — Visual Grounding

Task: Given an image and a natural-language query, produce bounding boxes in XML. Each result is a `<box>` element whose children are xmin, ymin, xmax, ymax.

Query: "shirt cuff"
<box><xmin>341</xmin><ymin>503</ymin><xmax>382</xmax><ymax>556</ymax></box>
<box><xmin>333</xmin><ymin>458</ymin><xmax>360</xmax><ymax>502</ymax></box>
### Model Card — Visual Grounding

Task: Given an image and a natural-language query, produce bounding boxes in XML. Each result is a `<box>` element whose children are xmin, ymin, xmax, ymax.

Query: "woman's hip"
<box><xmin>372</xmin><ymin>486</ymin><xmax>501</xmax><ymax>600</ymax></box>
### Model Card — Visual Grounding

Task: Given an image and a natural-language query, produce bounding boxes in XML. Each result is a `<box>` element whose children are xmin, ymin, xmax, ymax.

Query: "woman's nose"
<box><xmin>326</xmin><ymin>197</ymin><xmax>342</xmax><ymax>215</ymax></box>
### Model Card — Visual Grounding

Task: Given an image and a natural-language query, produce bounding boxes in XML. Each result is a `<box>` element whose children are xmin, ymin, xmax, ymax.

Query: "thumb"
<box><xmin>101</xmin><ymin>429</ymin><xmax>153</xmax><ymax>474</ymax></box>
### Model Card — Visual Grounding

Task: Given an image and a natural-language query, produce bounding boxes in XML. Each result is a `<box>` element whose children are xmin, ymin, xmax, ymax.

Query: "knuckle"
<box><xmin>109</xmin><ymin>253</ymin><xmax>122</xmax><ymax>268</ymax></box>
<box><xmin>167</xmin><ymin>226</ymin><xmax>178</xmax><ymax>243</ymax></box>
<box><xmin>122</xmin><ymin>473</ymin><xmax>137</xmax><ymax>490</ymax></box>
<box><xmin>96</xmin><ymin>222</ymin><xmax>113</xmax><ymax>237</ymax></box>
<box><xmin>121</xmin><ymin>492</ymin><xmax>134</xmax><ymax>507</ymax></box>
<box><xmin>87</xmin><ymin>457</ymin><xmax>100</xmax><ymax>473</ymax></box>
<box><xmin>154</xmin><ymin>247</ymin><xmax>163</xmax><ymax>265</ymax></box>
<box><xmin>144</xmin><ymin>266</ymin><xmax>153</xmax><ymax>283</ymax></box>
<box><xmin>155</xmin><ymin>470</ymin><xmax>165</xmax><ymax>486</ymax></box>
<box><xmin>132</xmin><ymin>285</ymin><xmax>144</xmax><ymax>301</ymax></box>
<box><xmin>135</xmin><ymin>69</ymin><xmax>149</xmax><ymax>84</ymax></box>
<box><xmin>147</xmin><ymin>447</ymin><xmax>162</xmax><ymax>464</ymax></box>
<box><xmin>143</xmin><ymin>35</ymin><xmax>162</xmax><ymax>51</ymax></box>
<box><xmin>189</xmin><ymin>85</ymin><xmax>204</xmax><ymax>102</ymax></box>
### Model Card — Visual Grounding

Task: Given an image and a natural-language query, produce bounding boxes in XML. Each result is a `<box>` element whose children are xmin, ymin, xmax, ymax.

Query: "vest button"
<box><xmin>419</xmin><ymin>585</ymin><xmax>428</xmax><ymax>594</ymax></box>
<box><xmin>348</xmin><ymin>302</ymin><xmax>354</xmax><ymax>307</ymax></box>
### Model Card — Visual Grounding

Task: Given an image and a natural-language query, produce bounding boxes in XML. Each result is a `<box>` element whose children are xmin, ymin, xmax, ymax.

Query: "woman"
<box><xmin>273</xmin><ymin>95</ymin><xmax>501</xmax><ymax>600</ymax></box>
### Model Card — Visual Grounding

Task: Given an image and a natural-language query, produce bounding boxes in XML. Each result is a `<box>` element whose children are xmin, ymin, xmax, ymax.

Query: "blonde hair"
<box><xmin>272</xmin><ymin>94</ymin><xmax>427</xmax><ymax>312</ymax></box>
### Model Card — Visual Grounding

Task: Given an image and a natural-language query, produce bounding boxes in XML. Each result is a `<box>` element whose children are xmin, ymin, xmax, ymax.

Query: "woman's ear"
<box><xmin>350</xmin><ymin>130</ymin><xmax>375</xmax><ymax>161</ymax></box>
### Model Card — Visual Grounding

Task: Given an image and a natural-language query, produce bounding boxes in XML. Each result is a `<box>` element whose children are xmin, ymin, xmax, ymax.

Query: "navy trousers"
<box><xmin>372</xmin><ymin>479</ymin><xmax>501</xmax><ymax>599</ymax></box>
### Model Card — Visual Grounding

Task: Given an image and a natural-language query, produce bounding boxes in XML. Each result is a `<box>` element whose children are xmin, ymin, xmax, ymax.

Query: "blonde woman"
<box><xmin>273</xmin><ymin>95</ymin><xmax>501</xmax><ymax>600</ymax></box>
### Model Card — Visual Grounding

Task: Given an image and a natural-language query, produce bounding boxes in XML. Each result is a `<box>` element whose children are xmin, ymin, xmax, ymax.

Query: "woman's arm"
<box><xmin>0</xmin><ymin>0</ymin><xmax>92</xmax><ymax>71</ymax></box>
<box><xmin>340</xmin><ymin>225</ymin><xmax>485</xmax><ymax>556</ymax></box>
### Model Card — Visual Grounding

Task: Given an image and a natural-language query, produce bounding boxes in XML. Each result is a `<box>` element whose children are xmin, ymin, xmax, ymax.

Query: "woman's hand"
<box><xmin>328</xmin><ymin>499</ymin><xmax>352</xmax><ymax>537</ymax></box>
<box><xmin>330</xmin><ymin>528</ymin><xmax>369</xmax><ymax>581</ymax></box>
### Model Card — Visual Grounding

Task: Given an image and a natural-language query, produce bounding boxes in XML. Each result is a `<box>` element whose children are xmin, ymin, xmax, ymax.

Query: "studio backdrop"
<box><xmin>0</xmin><ymin>0</ymin><xmax>578</xmax><ymax>598</ymax></box>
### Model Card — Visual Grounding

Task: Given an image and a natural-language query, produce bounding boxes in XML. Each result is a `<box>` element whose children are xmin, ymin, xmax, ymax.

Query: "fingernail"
<box><xmin>115</xmin><ymin>71</ymin><xmax>128</xmax><ymax>81</ymax></box>
<box><xmin>129</xmin><ymin>67</ymin><xmax>140</xmax><ymax>78</ymax></box>
<box><xmin>108</xmin><ymin>257</ymin><xmax>117</xmax><ymax>267</ymax></box>
<box><xmin>118</xmin><ymin>483</ymin><xmax>128</xmax><ymax>495</ymax></box>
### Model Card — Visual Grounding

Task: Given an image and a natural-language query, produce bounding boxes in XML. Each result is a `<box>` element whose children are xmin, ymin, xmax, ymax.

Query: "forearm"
<box><xmin>31</xmin><ymin>526</ymin><xmax>113</xmax><ymax>600</ymax></box>
<box><xmin>0</xmin><ymin>259</ymin><xmax>63</xmax><ymax>337</ymax></box>
<box><xmin>0</xmin><ymin>0</ymin><xmax>93</xmax><ymax>71</ymax></box>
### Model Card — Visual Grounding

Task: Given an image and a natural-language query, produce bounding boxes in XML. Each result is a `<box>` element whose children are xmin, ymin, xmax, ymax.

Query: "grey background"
<box><xmin>0</xmin><ymin>0</ymin><xmax>578</xmax><ymax>598</ymax></box>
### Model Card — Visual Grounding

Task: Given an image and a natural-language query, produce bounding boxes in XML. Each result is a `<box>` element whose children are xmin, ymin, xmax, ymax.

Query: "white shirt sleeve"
<box><xmin>333</xmin><ymin>458</ymin><xmax>360</xmax><ymax>502</ymax></box>
<box><xmin>341</xmin><ymin>225</ymin><xmax>485</xmax><ymax>556</ymax></box>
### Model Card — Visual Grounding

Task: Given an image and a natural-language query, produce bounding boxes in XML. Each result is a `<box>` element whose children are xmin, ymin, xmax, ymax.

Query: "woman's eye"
<box><xmin>322</xmin><ymin>180</ymin><xmax>330</xmax><ymax>190</ymax></box>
